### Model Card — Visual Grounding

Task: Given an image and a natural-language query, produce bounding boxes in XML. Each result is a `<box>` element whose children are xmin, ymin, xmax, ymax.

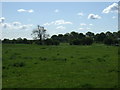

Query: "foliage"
<box><xmin>2</xmin><ymin>30</ymin><xmax>120</xmax><ymax>46</ymax></box>
<box><xmin>44</xmin><ymin>39</ymin><xmax>60</xmax><ymax>45</ymax></box>
<box><xmin>70</xmin><ymin>37</ymin><xmax>93</xmax><ymax>45</ymax></box>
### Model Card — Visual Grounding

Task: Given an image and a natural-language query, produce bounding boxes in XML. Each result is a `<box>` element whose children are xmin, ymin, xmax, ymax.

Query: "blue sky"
<box><xmin>0</xmin><ymin>2</ymin><xmax>118</xmax><ymax>39</ymax></box>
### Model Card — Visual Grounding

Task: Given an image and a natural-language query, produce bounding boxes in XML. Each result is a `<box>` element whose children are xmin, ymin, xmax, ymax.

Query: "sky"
<box><xmin>0</xmin><ymin>2</ymin><xmax>118</xmax><ymax>39</ymax></box>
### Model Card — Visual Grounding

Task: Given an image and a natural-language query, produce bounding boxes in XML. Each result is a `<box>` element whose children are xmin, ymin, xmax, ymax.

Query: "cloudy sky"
<box><xmin>0</xmin><ymin>2</ymin><xmax>118</xmax><ymax>39</ymax></box>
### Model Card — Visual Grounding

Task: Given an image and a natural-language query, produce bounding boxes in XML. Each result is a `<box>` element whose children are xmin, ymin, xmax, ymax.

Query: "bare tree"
<box><xmin>31</xmin><ymin>25</ymin><xmax>49</xmax><ymax>44</ymax></box>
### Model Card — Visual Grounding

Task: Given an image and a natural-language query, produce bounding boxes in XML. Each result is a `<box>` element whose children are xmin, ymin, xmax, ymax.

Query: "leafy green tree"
<box><xmin>2</xmin><ymin>39</ymin><xmax>10</xmax><ymax>43</ymax></box>
<box><xmin>16</xmin><ymin>37</ymin><xmax>23</xmax><ymax>44</ymax></box>
<box><xmin>104</xmin><ymin>38</ymin><xmax>114</xmax><ymax>45</ymax></box>
<box><xmin>57</xmin><ymin>34</ymin><xmax>64</xmax><ymax>42</ymax></box>
<box><xmin>83</xmin><ymin>37</ymin><xmax>93</xmax><ymax>45</ymax></box>
<box><xmin>86</xmin><ymin>32</ymin><xmax>94</xmax><ymax>38</ymax></box>
<box><xmin>63</xmin><ymin>33</ymin><xmax>70</xmax><ymax>42</ymax></box>
<box><xmin>78</xmin><ymin>33</ymin><xmax>85</xmax><ymax>39</ymax></box>
<box><xmin>94</xmin><ymin>32</ymin><xmax>106</xmax><ymax>43</ymax></box>
<box><xmin>70</xmin><ymin>39</ymin><xmax>81</xmax><ymax>45</ymax></box>
<box><xmin>51</xmin><ymin>35</ymin><xmax>58</xmax><ymax>41</ymax></box>
<box><xmin>118</xmin><ymin>30</ymin><xmax>120</xmax><ymax>38</ymax></box>
<box><xmin>106</xmin><ymin>31</ymin><xmax>113</xmax><ymax>38</ymax></box>
<box><xmin>12</xmin><ymin>39</ymin><xmax>17</xmax><ymax>44</ymax></box>
<box><xmin>70</xmin><ymin>31</ymin><xmax>79</xmax><ymax>39</ymax></box>
<box><xmin>23</xmin><ymin>38</ymin><xmax>28</xmax><ymax>44</ymax></box>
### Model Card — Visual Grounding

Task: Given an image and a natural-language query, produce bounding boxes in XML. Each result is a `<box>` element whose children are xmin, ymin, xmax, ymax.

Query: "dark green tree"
<box><xmin>86</xmin><ymin>32</ymin><xmax>94</xmax><ymax>38</ymax></box>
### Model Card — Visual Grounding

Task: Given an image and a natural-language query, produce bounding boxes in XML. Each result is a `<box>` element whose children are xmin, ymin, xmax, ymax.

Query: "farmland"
<box><xmin>2</xmin><ymin>43</ymin><xmax>119</xmax><ymax>88</ymax></box>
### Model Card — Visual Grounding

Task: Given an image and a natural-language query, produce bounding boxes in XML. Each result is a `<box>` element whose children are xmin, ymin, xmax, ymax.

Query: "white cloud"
<box><xmin>17</xmin><ymin>9</ymin><xmax>26</xmax><ymax>12</ymax></box>
<box><xmin>28</xmin><ymin>9</ymin><xmax>34</xmax><ymax>13</ymax></box>
<box><xmin>12</xmin><ymin>22</ymin><xmax>21</xmax><ymax>26</ymax></box>
<box><xmin>19</xmin><ymin>24</ymin><xmax>33</xmax><ymax>30</ymax></box>
<box><xmin>80</xmin><ymin>23</ymin><xmax>86</xmax><ymax>26</ymax></box>
<box><xmin>54</xmin><ymin>20</ymin><xmax>72</xmax><ymax>25</ymax></box>
<box><xmin>17</xmin><ymin>9</ymin><xmax>34</xmax><ymax>13</ymax></box>
<box><xmin>80</xmin><ymin>23</ymin><xmax>93</xmax><ymax>26</ymax></box>
<box><xmin>77</xmin><ymin>12</ymin><xmax>84</xmax><ymax>16</ymax></box>
<box><xmin>0</xmin><ymin>17</ymin><xmax>5</xmax><ymax>23</ymax></box>
<box><xmin>43</xmin><ymin>19</ymin><xmax>73</xmax><ymax>26</ymax></box>
<box><xmin>102</xmin><ymin>3</ymin><xmax>118</xmax><ymax>13</ymax></box>
<box><xmin>1</xmin><ymin>23</ymin><xmax>11</xmax><ymax>29</ymax></box>
<box><xmin>79</xmin><ymin>28</ymin><xmax>84</xmax><ymax>30</ymax></box>
<box><xmin>56</xmin><ymin>26</ymin><xmax>66</xmax><ymax>30</ymax></box>
<box><xmin>78</xmin><ymin>27</ymin><xmax>91</xmax><ymax>30</ymax></box>
<box><xmin>43</xmin><ymin>23</ymin><xmax>50</xmax><ymax>26</ymax></box>
<box><xmin>1</xmin><ymin>21</ymin><xmax>34</xmax><ymax>30</ymax></box>
<box><xmin>89</xmin><ymin>24</ymin><xmax>93</xmax><ymax>26</ymax></box>
<box><xmin>88</xmin><ymin>14</ymin><xmax>101</xmax><ymax>19</ymax></box>
<box><xmin>54</xmin><ymin>9</ymin><xmax>59</xmax><ymax>13</ymax></box>
<box><xmin>112</xmin><ymin>16</ymin><xmax>116</xmax><ymax>19</ymax></box>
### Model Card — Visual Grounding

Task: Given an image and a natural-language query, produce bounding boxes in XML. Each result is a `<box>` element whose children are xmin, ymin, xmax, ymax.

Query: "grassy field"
<box><xmin>2</xmin><ymin>43</ymin><xmax>119</xmax><ymax>88</ymax></box>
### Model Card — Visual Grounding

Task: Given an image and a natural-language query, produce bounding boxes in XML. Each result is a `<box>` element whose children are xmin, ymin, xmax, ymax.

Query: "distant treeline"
<box><xmin>2</xmin><ymin>31</ymin><xmax>120</xmax><ymax>46</ymax></box>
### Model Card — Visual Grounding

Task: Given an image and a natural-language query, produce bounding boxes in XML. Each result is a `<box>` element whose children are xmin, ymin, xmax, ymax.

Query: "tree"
<box><xmin>63</xmin><ymin>33</ymin><xmax>70</xmax><ymax>42</ymax></box>
<box><xmin>57</xmin><ymin>34</ymin><xmax>64</xmax><ymax>42</ymax></box>
<box><xmin>23</xmin><ymin>38</ymin><xmax>28</xmax><ymax>44</ymax></box>
<box><xmin>104</xmin><ymin>38</ymin><xmax>114</xmax><ymax>45</ymax></box>
<box><xmin>70</xmin><ymin>39</ymin><xmax>81</xmax><ymax>45</ymax></box>
<box><xmin>94</xmin><ymin>32</ymin><xmax>106</xmax><ymax>43</ymax></box>
<box><xmin>51</xmin><ymin>35</ymin><xmax>58</xmax><ymax>41</ymax></box>
<box><xmin>86</xmin><ymin>32</ymin><xmax>94</xmax><ymax>38</ymax></box>
<box><xmin>31</xmin><ymin>25</ymin><xmax>49</xmax><ymax>45</ymax></box>
<box><xmin>2</xmin><ymin>39</ymin><xmax>10</xmax><ymax>43</ymax></box>
<box><xmin>83</xmin><ymin>37</ymin><xmax>93</xmax><ymax>45</ymax></box>
<box><xmin>12</xmin><ymin>39</ymin><xmax>17</xmax><ymax>44</ymax></box>
<box><xmin>16</xmin><ymin>37</ymin><xmax>23</xmax><ymax>44</ymax></box>
<box><xmin>113</xmin><ymin>32</ymin><xmax>118</xmax><ymax>39</ymax></box>
<box><xmin>78</xmin><ymin>33</ymin><xmax>85</xmax><ymax>39</ymax></box>
<box><xmin>70</xmin><ymin>37</ymin><xmax>93</xmax><ymax>45</ymax></box>
<box><xmin>118</xmin><ymin>30</ymin><xmax>120</xmax><ymax>38</ymax></box>
<box><xmin>106</xmin><ymin>31</ymin><xmax>113</xmax><ymax>38</ymax></box>
<box><xmin>70</xmin><ymin>31</ymin><xmax>79</xmax><ymax>39</ymax></box>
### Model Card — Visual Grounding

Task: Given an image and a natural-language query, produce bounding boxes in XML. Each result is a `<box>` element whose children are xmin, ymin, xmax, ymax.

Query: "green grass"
<box><xmin>2</xmin><ymin>43</ymin><xmax>119</xmax><ymax>88</ymax></box>
<box><xmin>0</xmin><ymin>43</ymin><xmax>2</xmax><ymax>89</ymax></box>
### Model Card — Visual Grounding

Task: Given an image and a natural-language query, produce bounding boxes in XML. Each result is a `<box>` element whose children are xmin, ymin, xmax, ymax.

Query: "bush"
<box><xmin>44</xmin><ymin>39</ymin><xmax>60</xmax><ymax>45</ymax></box>
<box><xmin>34</xmin><ymin>41</ymin><xmax>42</xmax><ymax>45</ymax></box>
<box><xmin>69</xmin><ymin>39</ymin><xmax>81</xmax><ymax>45</ymax></box>
<box><xmin>69</xmin><ymin>37</ymin><xmax>93</xmax><ymax>45</ymax></box>
<box><xmin>83</xmin><ymin>37</ymin><xmax>93</xmax><ymax>45</ymax></box>
<box><xmin>104</xmin><ymin>38</ymin><xmax>113</xmax><ymax>45</ymax></box>
<box><xmin>52</xmin><ymin>40</ymin><xmax>60</xmax><ymax>45</ymax></box>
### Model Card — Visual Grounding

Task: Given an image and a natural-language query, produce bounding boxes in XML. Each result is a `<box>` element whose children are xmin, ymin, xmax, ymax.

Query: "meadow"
<box><xmin>2</xmin><ymin>43</ymin><xmax>119</xmax><ymax>88</ymax></box>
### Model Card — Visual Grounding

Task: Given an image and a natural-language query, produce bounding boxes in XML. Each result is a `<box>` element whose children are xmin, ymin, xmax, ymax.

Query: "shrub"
<box><xmin>44</xmin><ymin>39</ymin><xmax>60</xmax><ymax>45</ymax></box>
<box><xmin>82</xmin><ymin>37</ymin><xmax>93</xmax><ymax>45</ymax></box>
<box><xmin>52</xmin><ymin>40</ymin><xmax>60</xmax><ymax>45</ymax></box>
<box><xmin>69</xmin><ymin>37</ymin><xmax>93</xmax><ymax>45</ymax></box>
<box><xmin>104</xmin><ymin>38</ymin><xmax>114</xmax><ymax>45</ymax></box>
<box><xmin>70</xmin><ymin>39</ymin><xmax>82</xmax><ymax>45</ymax></box>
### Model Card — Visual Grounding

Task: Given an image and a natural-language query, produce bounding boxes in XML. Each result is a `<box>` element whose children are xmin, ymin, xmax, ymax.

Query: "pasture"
<box><xmin>2</xmin><ymin>44</ymin><xmax>119</xmax><ymax>88</ymax></box>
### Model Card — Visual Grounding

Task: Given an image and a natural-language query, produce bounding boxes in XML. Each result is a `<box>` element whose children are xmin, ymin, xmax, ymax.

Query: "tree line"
<box><xmin>2</xmin><ymin>25</ymin><xmax>120</xmax><ymax>46</ymax></box>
